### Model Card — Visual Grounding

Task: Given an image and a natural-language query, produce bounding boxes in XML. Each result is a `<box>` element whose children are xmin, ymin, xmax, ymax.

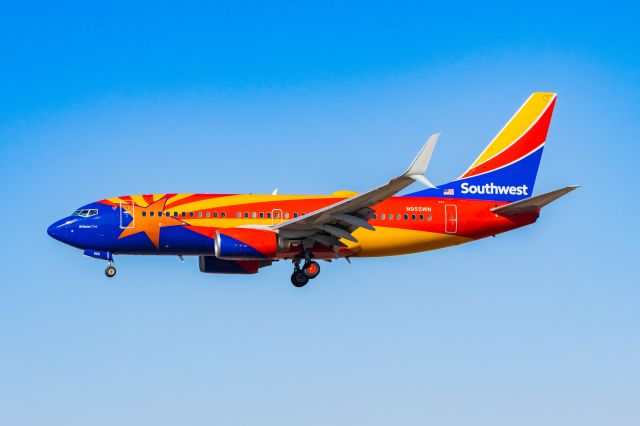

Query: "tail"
<box><xmin>408</xmin><ymin>92</ymin><xmax>557</xmax><ymax>201</ymax></box>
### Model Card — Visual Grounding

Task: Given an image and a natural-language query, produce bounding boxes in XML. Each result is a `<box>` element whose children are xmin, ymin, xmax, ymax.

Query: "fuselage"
<box><xmin>47</xmin><ymin>192</ymin><xmax>538</xmax><ymax>259</ymax></box>
<box><xmin>46</xmin><ymin>92</ymin><xmax>564</xmax><ymax>284</ymax></box>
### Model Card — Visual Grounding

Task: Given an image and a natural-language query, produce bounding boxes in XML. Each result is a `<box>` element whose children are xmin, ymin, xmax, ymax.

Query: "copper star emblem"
<box><xmin>118</xmin><ymin>198</ymin><xmax>185</xmax><ymax>249</ymax></box>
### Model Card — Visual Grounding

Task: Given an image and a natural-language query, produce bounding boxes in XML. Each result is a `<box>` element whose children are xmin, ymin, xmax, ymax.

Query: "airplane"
<box><xmin>47</xmin><ymin>92</ymin><xmax>578</xmax><ymax>287</ymax></box>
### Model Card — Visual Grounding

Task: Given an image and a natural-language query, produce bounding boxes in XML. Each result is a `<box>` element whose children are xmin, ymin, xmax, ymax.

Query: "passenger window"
<box><xmin>284</xmin><ymin>212</ymin><xmax>289</xmax><ymax>219</ymax></box>
<box><xmin>181</xmin><ymin>212</ymin><xmax>186</xmax><ymax>218</ymax></box>
<box><xmin>213</xmin><ymin>212</ymin><xmax>218</xmax><ymax>218</ymax></box>
<box><xmin>388</xmin><ymin>214</ymin><xmax>393</xmax><ymax>220</ymax></box>
<box><xmin>274</xmin><ymin>212</ymin><xmax>280</xmax><ymax>219</ymax></box>
<box><xmin>236</xmin><ymin>212</ymin><xmax>242</xmax><ymax>218</ymax></box>
<box><xmin>150</xmin><ymin>212</ymin><xmax>155</xmax><ymax>217</ymax></box>
<box><xmin>221</xmin><ymin>212</ymin><xmax>226</xmax><ymax>218</ymax></box>
<box><xmin>252</xmin><ymin>212</ymin><xmax>257</xmax><ymax>218</ymax></box>
<box><xmin>165</xmin><ymin>212</ymin><xmax>170</xmax><ymax>217</ymax></box>
<box><xmin>380</xmin><ymin>214</ymin><xmax>385</xmax><ymax>221</ymax></box>
<box><xmin>244</xmin><ymin>212</ymin><xmax>249</xmax><ymax>218</ymax></box>
<box><xmin>206</xmin><ymin>212</ymin><xmax>210</xmax><ymax>218</ymax></box>
<box><xmin>173</xmin><ymin>212</ymin><xmax>178</xmax><ymax>217</ymax></box>
<box><xmin>158</xmin><ymin>212</ymin><xmax>162</xmax><ymax>217</ymax></box>
<box><xmin>142</xmin><ymin>211</ymin><xmax>147</xmax><ymax>217</ymax></box>
<box><xmin>197</xmin><ymin>212</ymin><xmax>202</xmax><ymax>218</ymax></box>
<box><xmin>267</xmin><ymin>212</ymin><xmax>272</xmax><ymax>218</ymax></box>
<box><xmin>427</xmin><ymin>214</ymin><xmax>432</xmax><ymax>221</ymax></box>
<box><xmin>259</xmin><ymin>212</ymin><xmax>264</xmax><ymax>219</ymax></box>
<box><xmin>396</xmin><ymin>214</ymin><xmax>401</xmax><ymax>220</ymax></box>
<box><xmin>403</xmin><ymin>214</ymin><xmax>408</xmax><ymax>220</ymax></box>
<box><xmin>189</xmin><ymin>212</ymin><xmax>194</xmax><ymax>218</ymax></box>
<box><xmin>411</xmin><ymin>214</ymin><xmax>416</xmax><ymax>220</ymax></box>
<box><xmin>293</xmin><ymin>213</ymin><xmax>298</xmax><ymax>218</ymax></box>
<box><xmin>419</xmin><ymin>214</ymin><xmax>424</xmax><ymax>220</ymax></box>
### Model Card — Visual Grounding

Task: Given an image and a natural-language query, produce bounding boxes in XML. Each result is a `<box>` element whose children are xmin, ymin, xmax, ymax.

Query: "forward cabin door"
<box><xmin>119</xmin><ymin>200</ymin><xmax>135</xmax><ymax>229</ymax></box>
<box><xmin>445</xmin><ymin>204</ymin><xmax>457</xmax><ymax>234</ymax></box>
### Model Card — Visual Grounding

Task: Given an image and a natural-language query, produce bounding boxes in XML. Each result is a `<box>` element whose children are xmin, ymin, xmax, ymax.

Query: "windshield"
<box><xmin>71</xmin><ymin>208</ymin><xmax>98</xmax><ymax>218</ymax></box>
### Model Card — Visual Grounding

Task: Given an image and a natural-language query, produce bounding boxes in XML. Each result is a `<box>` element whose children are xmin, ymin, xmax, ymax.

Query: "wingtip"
<box><xmin>404</xmin><ymin>133</ymin><xmax>440</xmax><ymax>177</ymax></box>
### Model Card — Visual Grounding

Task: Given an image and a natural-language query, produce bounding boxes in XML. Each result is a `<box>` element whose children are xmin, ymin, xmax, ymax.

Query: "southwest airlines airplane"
<box><xmin>48</xmin><ymin>92</ymin><xmax>577</xmax><ymax>287</ymax></box>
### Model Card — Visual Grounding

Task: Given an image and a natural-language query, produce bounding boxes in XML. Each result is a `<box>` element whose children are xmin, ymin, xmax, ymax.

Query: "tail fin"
<box><xmin>409</xmin><ymin>92</ymin><xmax>557</xmax><ymax>201</ymax></box>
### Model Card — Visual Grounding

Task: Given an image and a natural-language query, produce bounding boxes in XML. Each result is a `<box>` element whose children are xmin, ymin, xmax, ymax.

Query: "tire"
<box><xmin>105</xmin><ymin>266</ymin><xmax>117</xmax><ymax>278</ymax></box>
<box><xmin>291</xmin><ymin>270</ymin><xmax>309</xmax><ymax>287</ymax></box>
<box><xmin>302</xmin><ymin>261</ymin><xmax>320</xmax><ymax>279</ymax></box>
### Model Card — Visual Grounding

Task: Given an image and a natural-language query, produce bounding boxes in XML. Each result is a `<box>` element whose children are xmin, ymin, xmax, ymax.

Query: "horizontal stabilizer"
<box><xmin>491</xmin><ymin>185</ymin><xmax>579</xmax><ymax>216</ymax></box>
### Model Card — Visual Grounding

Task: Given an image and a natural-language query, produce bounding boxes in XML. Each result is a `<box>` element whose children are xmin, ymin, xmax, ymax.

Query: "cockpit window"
<box><xmin>71</xmin><ymin>209</ymin><xmax>98</xmax><ymax>218</ymax></box>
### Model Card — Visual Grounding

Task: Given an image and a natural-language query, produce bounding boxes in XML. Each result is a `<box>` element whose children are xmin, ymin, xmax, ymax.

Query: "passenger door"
<box><xmin>119</xmin><ymin>200</ymin><xmax>135</xmax><ymax>229</ymax></box>
<box><xmin>445</xmin><ymin>204</ymin><xmax>457</xmax><ymax>234</ymax></box>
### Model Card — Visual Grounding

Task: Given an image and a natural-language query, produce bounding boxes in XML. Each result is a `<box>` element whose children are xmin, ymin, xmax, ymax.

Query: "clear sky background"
<box><xmin>1</xmin><ymin>2</ymin><xmax>638</xmax><ymax>425</ymax></box>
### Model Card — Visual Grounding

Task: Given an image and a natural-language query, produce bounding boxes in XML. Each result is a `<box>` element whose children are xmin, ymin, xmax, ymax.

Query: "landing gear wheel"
<box><xmin>291</xmin><ymin>270</ymin><xmax>309</xmax><ymax>287</ymax></box>
<box><xmin>303</xmin><ymin>261</ymin><xmax>320</xmax><ymax>279</ymax></box>
<box><xmin>105</xmin><ymin>265</ymin><xmax>117</xmax><ymax>278</ymax></box>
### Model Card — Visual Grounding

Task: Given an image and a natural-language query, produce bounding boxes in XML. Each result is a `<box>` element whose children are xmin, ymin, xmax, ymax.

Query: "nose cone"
<box><xmin>47</xmin><ymin>218</ymin><xmax>70</xmax><ymax>243</ymax></box>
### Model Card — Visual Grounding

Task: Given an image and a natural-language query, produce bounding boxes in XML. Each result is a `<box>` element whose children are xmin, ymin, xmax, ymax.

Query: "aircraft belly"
<box><xmin>347</xmin><ymin>226</ymin><xmax>472</xmax><ymax>257</ymax></box>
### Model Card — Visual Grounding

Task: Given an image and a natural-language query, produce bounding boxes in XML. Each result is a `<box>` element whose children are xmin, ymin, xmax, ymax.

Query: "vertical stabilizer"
<box><xmin>407</xmin><ymin>92</ymin><xmax>557</xmax><ymax>201</ymax></box>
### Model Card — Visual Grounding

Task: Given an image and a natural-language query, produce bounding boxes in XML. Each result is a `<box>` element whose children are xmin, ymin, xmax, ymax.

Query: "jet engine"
<box><xmin>214</xmin><ymin>228</ymin><xmax>290</xmax><ymax>260</ymax></box>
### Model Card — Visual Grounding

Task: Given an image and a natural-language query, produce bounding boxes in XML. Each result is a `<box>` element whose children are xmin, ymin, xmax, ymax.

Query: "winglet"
<box><xmin>404</xmin><ymin>133</ymin><xmax>439</xmax><ymax>188</ymax></box>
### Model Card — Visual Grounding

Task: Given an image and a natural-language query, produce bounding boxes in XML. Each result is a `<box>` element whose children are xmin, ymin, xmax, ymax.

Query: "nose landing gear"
<box><xmin>105</xmin><ymin>261</ymin><xmax>116</xmax><ymax>278</ymax></box>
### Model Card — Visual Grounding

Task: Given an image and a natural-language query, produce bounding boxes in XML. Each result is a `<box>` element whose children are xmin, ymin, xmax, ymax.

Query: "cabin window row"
<box><xmin>372</xmin><ymin>213</ymin><xmax>433</xmax><ymax>221</ymax></box>
<box><xmin>234</xmin><ymin>211</ymin><xmax>306</xmax><ymax>219</ymax></box>
<box><xmin>141</xmin><ymin>211</ymin><xmax>307</xmax><ymax>219</ymax></box>
<box><xmin>142</xmin><ymin>211</ymin><xmax>227</xmax><ymax>218</ymax></box>
<box><xmin>139</xmin><ymin>210</ymin><xmax>430</xmax><ymax>221</ymax></box>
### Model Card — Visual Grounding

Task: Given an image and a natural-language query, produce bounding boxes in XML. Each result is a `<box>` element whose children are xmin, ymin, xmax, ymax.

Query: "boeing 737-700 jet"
<box><xmin>48</xmin><ymin>92</ymin><xmax>577</xmax><ymax>287</ymax></box>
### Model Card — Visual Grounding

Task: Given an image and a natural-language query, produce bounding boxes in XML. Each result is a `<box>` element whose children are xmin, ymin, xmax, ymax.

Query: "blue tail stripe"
<box><xmin>406</xmin><ymin>147</ymin><xmax>544</xmax><ymax>201</ymax></box>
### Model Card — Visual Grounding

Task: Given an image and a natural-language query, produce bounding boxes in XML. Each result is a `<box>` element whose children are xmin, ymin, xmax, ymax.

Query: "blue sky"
<box><xmin>1</xmin><ymin>2</ymin><xmax>639</xmax><ymax>425</ymax></box>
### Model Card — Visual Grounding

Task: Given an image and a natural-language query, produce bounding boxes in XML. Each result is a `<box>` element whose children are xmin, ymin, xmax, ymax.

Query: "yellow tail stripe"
<box><xmin>468</xmin><ymin>92</ymin><xmax>556</xmax><ymax>169</ymax></box>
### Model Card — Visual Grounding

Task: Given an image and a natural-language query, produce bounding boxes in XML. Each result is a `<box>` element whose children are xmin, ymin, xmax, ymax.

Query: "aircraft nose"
<box><xmin>47</xmin><ymin>219</ymin><xmax>69</xmax><ymax>243</ymax></box>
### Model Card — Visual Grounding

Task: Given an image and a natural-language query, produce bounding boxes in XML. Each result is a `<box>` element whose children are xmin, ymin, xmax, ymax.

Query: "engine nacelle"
<box><xmin>198</xmin><ymin>256</ymin><xmax>271</xmax><ymax>274</ymax></box>
<box><xmin>214</xmin><ymin>228</ymin><xmax>288</xmax><ymax>260</ymax></box>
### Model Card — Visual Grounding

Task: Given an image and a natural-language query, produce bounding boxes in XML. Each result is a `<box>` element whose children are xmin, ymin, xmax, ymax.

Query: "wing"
<box><xmin>273</xmin><ymin>134</ymin><xmax>440</xmax><ymax>248</ymax></box>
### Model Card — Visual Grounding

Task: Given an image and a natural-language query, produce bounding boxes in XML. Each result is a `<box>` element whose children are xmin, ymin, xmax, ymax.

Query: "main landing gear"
<box><xmin>105</xmin><ymin>261</ymin><xmax>117</xmax><ymax>278</ymax></box>
<box><xmin>290</xmin><ymin>258</ymin><xmax>321</xmax><ymax>288</ymax></box>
